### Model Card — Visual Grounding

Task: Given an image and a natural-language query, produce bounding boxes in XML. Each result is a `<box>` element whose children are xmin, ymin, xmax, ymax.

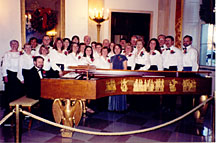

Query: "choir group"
<box><xmin>1</xmin><ymin>34</ymin><xmax>198</xmax><ymax>112</ymax></box>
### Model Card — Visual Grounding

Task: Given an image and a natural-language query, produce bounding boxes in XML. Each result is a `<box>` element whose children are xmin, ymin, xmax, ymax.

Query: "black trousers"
<box><xmin>134</xmin><ymin>64</ymin><xmax>145</xmax><ymax>70</ymax></box>
<box><xmin>149</xmin><ymin>65</ymin><xmax>158</xmax><ymax>71</ymax></box>
<box><xmin>4</xmin><ymin>70</ymin><xmax>24</xmax><ymax>111</ymax></box>
<box><xmin>164</xmin><ymin>66</ymin><xmax>177</xmax><ymax>71</ymax></box>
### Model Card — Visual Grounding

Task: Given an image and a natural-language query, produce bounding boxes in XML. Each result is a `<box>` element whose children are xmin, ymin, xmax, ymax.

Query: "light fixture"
<box><xmin>89</xmin><ymin>8</ymin><xmax>109</xmax><ymax>42</ymax></box>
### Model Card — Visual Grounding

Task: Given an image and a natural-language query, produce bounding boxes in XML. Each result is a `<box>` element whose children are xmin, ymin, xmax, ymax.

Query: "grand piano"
<box><xmin>41</xmin><ymin>67</ymin><xmax>212</xmax><ymax>99</ymax></box>
<box><xmin>40</xmin><ymin>67</ymin><xmax>213</xmax><ymax>137</ymax></box>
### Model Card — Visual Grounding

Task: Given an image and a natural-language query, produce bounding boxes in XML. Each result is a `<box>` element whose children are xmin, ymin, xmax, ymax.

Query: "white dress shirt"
<box><xmin>35</xmin><ymin>66</ymin><xmax>43</xmax><ymax>79</ymax></box>
<box><xmin>125</xmin><ymin>53</ymin><xmax>135</xmax><ymax>70</ymax></box>
<box><xmin>33</xmin><ymin>44</ymin><xmax>53</xmax><ymax>56</ymax></box>
<box><xmin>79</xmin><ymin>56</ymin><xmax>94</xmax><ymax>65</ymax></box>
<box><xmin>2</xmin><ymin>51</ymin><xmax>20</xmax><ymax>76</ymax></box>
<box><xmin>49</xmin><ymin>50</ymin><xmax>67</xmax><ymax>71</ymax></box>
<box><xmin>17</xmin><ymin>53</ymin><xmax>34</xmax><ymax>82</ymax></box>
<box><xmin>94</xmin><ymin>51</ymin><xmax>101</xmax><ymax>59</ymax></box>
<box><xmin>64</xmin><ymin>52</ymin><xmax>79</xmax><ymax>70</ymax></box>
<box><xmin>93</xmin><ymin>56</ymin><xmax>110</xmax><ymax>69</ymax></box>
<box><xmin>134</xmin><ymin>49</ymin><xmax>151</xmax><ymax>70</ymax></box>
<box><xmin>161</xmin><ymin>44</ymin><xmax>167</xmax><ymax>54</ymax></box>
<box><xmin>150</xmin><ymin>50</ymin><xmax>163</xmax><ymax>71</ymax></box>
<box><xmin>108</xmin><ymin>52</ymin><xmax>115</xmax><ymax>59</ymax></box>
<box><xmin>162</xmin><ymin>45</ymin><xmax>183</xmax><ymax>71</ymax></box>
<box><xmin>182</xmin><ymin>45</ymin><xmax>198</xmax><ymax>71</ymax></box>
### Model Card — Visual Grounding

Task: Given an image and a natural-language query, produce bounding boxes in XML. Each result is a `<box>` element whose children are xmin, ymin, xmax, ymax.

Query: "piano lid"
<box><xmin>64</xmin><ymin>66</ymin><xmax>211</xmax><ymax>79</ymax></box>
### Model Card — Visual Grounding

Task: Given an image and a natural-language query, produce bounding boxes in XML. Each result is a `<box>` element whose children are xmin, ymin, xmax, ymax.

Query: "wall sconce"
<box><xmin>46</xmin><ymin>29</ymin><xmax>57</xmax><ymax>46</ymax></box>
<box><xmin>25</xmin><ymin>13</ymin><xmax>34</xmax><ymax>32</ymax></box>
<box><xmin>89</xmin><ymin>8</ymin><xmax>109</xmax><ymax>42</ymax></box>
<box><xmin>46</xmin><ymin>29</ymin><xmax>57</xmax><ymax>37</ymax></box>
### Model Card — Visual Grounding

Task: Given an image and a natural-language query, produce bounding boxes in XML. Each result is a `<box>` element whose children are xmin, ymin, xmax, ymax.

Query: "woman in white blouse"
<box><xmin>65</xmin><ymin>42</ymin><xmax>79</xmax><ymax>68</ymax></box>
<box><xmin>146</xmin><ymin>38</ymin><xmax>163</xmax><ymax>71</ymax></box>
<box><xmin>2</xmin><ymin>40</ymin><xmax>23</xmax><ymax>107</ymax></box>
<box><xmin>37</xmin><ymin>45</ymin><xmax>51</xmax><ymax>71</ymax></box>
<box><xmin>108</xmin><ymin>42</ymin><xmax>115</xmax><ymax>58</ymax></box>
<box><xmin>63</xmin><ymin>38</ymin><xmax>71</xmax><ymax>53</ymax></box>
<box><xmin>93</xmin><ymin>47</ymin><xmax>110</xmax><ymax>69</ymax></box>
<box><xmin>49</xmin><ymin>37</ymin><xmax>65</xmax><ymax>76</ymax></box>
<box><xmin>134</xmin><ymin>39</ymin><xmax>150</xmax><ymax>70</ymax></box>
<box><xmin>17</xmin><ymin>43</ymin><xmax>34</xmax><ymax>83</ymax></box>
<box><xmin>80</xmin><ymin>46</ymin><xmax>94</xmax><ymax>65</ymax></box>
<box><xmin>77</xmin><ymin>43</ymin><xmax>86</xmax><ymax>60</ymax></box>
<box><xmin>124</xmin><ymin>43</ymin><xmax>135</xmax><ymax>70</ymax></box>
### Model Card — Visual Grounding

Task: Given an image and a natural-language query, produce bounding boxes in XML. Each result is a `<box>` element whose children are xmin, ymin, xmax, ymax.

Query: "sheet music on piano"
<box><xmin>62</xmin><ymin>72</ymin><xmax>81</xmax><ymax>79</ymax></box>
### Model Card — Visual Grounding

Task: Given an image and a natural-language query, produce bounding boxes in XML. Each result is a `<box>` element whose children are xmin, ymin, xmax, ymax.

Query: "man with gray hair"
<box><xmin>83</xmin><ymin>35</ymin><xmax>91</xmax><ymax>46</ymax></box>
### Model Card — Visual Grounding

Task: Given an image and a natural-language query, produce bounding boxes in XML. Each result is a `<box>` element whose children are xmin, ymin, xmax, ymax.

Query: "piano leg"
<box><xmin>213</xmin><ymin>93</ymin><xmax>215</xmax><ymax>142</ymax></box>
<box><xmin>81</xmin><ymin>99</ymin><xmax>87</xmax><ymax>117</ymax></box>
<box><xmin>52</xmin><ymin>99</ymin><xmax>83</xmax><ymax>137</ymax></box>
<box><xmin>194</xmin><ymin>95</ymin><xmax>209</xmax><ymax>124</ymax></box>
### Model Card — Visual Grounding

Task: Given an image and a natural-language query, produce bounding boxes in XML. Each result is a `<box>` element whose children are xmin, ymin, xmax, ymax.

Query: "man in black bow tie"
<box><xmin>182</xmin><ymin>35</ymin><xmax>198</xmax><ymax>71</ymax></box>
<box><xmin>29</xmin><ymin>37</ymin><xmax>38</xmax><ymax>55</ymax></box>
<box><xmin>157</xmin><ymin>34</ymin><xmax>167</xmax><ymax>53</ymax></box>
<box><xmin>25</xmin><ymin>56</ymin><xmax>45</xmax><ymax>99</ymax></box>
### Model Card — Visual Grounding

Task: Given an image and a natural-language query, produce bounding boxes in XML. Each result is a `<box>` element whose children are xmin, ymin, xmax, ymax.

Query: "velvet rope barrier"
<box><xmin>19</xmin><ymin>96</ymin><xmax>213</xmax><ymax>136</ymax></box>
<box><xmin>0</xmin><ymin>110</ymin><xmax>15</xmax><ymax>126</ymax></box>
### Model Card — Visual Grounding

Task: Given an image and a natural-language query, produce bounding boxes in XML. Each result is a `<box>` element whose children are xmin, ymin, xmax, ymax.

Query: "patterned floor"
<box><xmin>0</xmin><ymin>99</ymin><xmax>214</xmax><ymax>143</ymax></box>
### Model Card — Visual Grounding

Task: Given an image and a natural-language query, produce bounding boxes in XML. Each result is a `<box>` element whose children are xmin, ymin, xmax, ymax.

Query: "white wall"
<box><xmin>182</xmin><ymin>0</ymin><xmax>201</xmax><ymax>51</ymax></box>
<box><xmin>65</xmin><ymin>0</ymin><xmax>159</xmax><ymax>42</ymax></box>
<box><xmin>65</xmin><ymin>0</ymin><xmax>89</xmax><ymax>42</ymax></box>
<box><xmin>103</xmin><ymin>0</ymin><xmax>159</xmax><ymax>40</ymax></box>
<box><xmin>0</xmin><ymin>0</ymin><xmax>22</xmax><ymax>90</ymax></box>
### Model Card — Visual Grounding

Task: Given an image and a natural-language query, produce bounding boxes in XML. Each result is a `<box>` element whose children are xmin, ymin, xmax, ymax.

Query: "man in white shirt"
<box><xmin>181</xmin><ymin>35</ymin><xmax>199</xmax><ymax>112</ymax></box>
<box><xmin>83</xmin><ymin>35</ymin><xmax>91</xmax><ymax>46</ymax></box>
<box><xmin>182</xmin><ymin>35</ymin><xmax>198</xmax><ymax>71</ymax></box>
<box><xmin>29</xmin><ymin>37</ymin><xmax>38</xmax><ymax>55</ymax></box>
<box><xmin>157</xmin><ymin>34</ymin><xmax>167</xmax><ymax>53</ymax></box>
<box><xmin>34</xmin><ymin>35</ymin><xmax>53</xmax><ymax>55</ymax></box>
<box><xmin>103</xmin><ymin>39</ymin><xmax>110</xmax><ymax>47</ymax></box>
<box><xmin>162</xmin><ymin>36</ymin><xmax>183</xmax><ymax>113</ymax></box>
<box><xmin>94</xmin><ymin>43</ymin><xmax>102</xmax><ymax>58</ymax></box>
<box><xmin>163</xmin><ymin>36</ymin><xmax>183</xmax><ymax>71</ymax></box>
<box><xmin>120</xmin><ymin>38</ymin><xmax>127</xmax><ymax>50</ymax></box>
<box><xmin>130</xmin><ymin>35</ymin><xmax>138</xmax><ymax>54</ymax></box>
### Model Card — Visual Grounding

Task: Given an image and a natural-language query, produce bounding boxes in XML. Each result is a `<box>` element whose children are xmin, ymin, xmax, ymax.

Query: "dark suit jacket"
<box><xmin>24</xmin><ymin>67</ymin><xmax>43</xmax><ymax>100</ymax></box>
<box><xmin>24</xmin><ymin>67</ymin><xmax>60</xmax><ymax>100</ymax></box>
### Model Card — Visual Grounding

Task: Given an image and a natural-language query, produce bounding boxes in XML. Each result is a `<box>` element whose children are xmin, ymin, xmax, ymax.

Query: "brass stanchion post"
<box><xmin>213</xmin><ymin>93</ymin><xmax>215</xmax><ymax>142</ymax></box>
<box><xmin>15</xmin><ymin>104</ymin><xmax>20</xmax><ymax>143</ymax></box>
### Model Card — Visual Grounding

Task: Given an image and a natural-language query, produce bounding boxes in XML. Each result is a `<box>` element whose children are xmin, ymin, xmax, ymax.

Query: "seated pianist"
<box><xmin>24</xmin><ymin>56</ymin><xmax>59</xmax><ymax>100</ymax></box>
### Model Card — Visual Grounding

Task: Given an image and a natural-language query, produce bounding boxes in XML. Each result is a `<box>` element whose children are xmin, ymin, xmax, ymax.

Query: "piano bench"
<box><xmin>9</xmin><ymin>96</ymin><xmax>39</xmax><ymax>130</ymax></box>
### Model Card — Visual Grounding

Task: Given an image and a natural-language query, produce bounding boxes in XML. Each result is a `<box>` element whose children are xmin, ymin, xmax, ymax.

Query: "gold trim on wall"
<box><xmin>60</xmin><ymin>0</ymin><xmax>65</xmax><ymax>38</ymax></box>
<box><xmin>20</xmin><ymin>0</ymin><xmax>65</xmax><ymax>46</ymax></box>
<box><xmin>108</xmin><ymin>9</ymin><xmax>153</xmax><ymax>42</ymax></box>
<box><xmin>20</xmin><ymin>0</ymin><xmax>26</xmax><ymax>46</ymax></box>
<box><xmin>175</xmin><ymin>0</ymin><xmax>184</xmax><ymax>48</ymax></box>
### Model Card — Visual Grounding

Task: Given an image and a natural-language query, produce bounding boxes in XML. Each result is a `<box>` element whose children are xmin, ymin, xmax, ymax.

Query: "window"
<box><xmin>200</xmin><ymin>24</ymin><xmax>216</xmax><ymax>67</ymax></box>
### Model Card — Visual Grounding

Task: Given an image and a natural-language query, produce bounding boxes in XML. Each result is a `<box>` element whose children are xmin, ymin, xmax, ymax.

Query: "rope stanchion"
<box><xmin>20</xmin><ymin>96</ymin><xmax>213</xmax><ymax>136</ymax></box>
<box><xmin>0</xmin><ymin>111</ymin><xmax>15</xmax><ymax>126</ymax></box>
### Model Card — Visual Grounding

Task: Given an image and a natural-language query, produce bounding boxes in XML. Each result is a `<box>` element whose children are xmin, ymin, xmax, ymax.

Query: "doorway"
<box><xmin>111</xmin><ymin>11</ymin><xmax>151</xmax><ymax>46</ymax></box>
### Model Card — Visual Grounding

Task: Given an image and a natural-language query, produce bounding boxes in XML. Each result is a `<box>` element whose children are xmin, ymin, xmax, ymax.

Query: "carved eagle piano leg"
<box><xmin>52</xmin><ymin>99</ymin><xmax>83</xmax><ymax>137</ymax></box>
<box><xmin>194</xmin><ymin>95</ymin><xmax>209</xmax><ymax>124</ymax></box>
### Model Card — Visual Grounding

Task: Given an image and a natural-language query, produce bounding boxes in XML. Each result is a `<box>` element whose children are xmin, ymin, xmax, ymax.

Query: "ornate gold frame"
<box><xmin>20</xmin><ymin>0</ymin><xmax>65</xmax><ymax>46</ymax></box>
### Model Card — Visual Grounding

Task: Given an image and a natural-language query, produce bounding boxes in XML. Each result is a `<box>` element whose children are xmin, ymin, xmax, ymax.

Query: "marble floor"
<box><xmin>0</xmin><ymin>98</ymin><xmax>214</xmax><ymax>143</ymax></box>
